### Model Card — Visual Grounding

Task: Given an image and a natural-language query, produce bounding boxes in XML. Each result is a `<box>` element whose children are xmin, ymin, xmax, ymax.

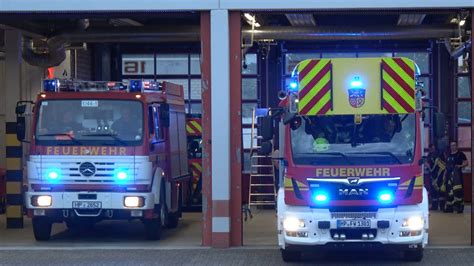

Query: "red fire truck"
<box><xmin>16</xmin><ymin>79</ymin><xmax>189</xmax><ymax>241</ymax></box>
<box><xmin>261</xmin><ymin>58</ymin><xmax>429</xmax><ymax>262</ymax></box>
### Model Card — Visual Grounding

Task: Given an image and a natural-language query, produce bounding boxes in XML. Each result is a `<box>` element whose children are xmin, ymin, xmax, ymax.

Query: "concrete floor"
<box><xmin>2</xmin><ymin>248</ymin><xmax>474</xmax><ymax>265</ymax></box>
<box><xmin>428</xmin><ymin>205</ymin><xmax>471</xmax><ymax>246</ymax></box>
<box><xmin>0</xmin><ymin>213</ymin><xmax>202</xmax><ymax>248</ymax></box>
<box><xmin>0</xmin><ymin>206</ymin><xmax>471</xmax><ymax>247</ymax></box>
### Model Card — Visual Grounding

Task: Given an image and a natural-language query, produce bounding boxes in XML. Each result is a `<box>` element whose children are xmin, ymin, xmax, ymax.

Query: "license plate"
<box><xmin>72</xmin><ymin>201</ymin><xmax>102</xmax><ymax>209</ymax></box>
<box><xmin>337</xmin><ymin>219</ymin><xmax>371</xmax><ymax>228</ymax></box>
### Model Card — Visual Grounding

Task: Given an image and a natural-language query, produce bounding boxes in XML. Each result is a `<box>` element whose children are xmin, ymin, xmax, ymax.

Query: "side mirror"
<box><xmin>160</xmin><ymin>103</ymin><xmax>170</xmax><ymax>128</ymax></box>
<box><xmin>260</xmin><ymin>141</ymin><xmax>273</xmax><ymax>155</ymax></box>
<box><xmin>283</xmin><ymin>111</ymin><xmax>296</xmax><ymax>125</ymax></box>
<box><xmin>260</xmin><ymin>116</ymin><xmax>274</xmax><ymax>141</ymax></box>
<box><xmin>16</xmin><ymin>104</ymin><xmax>27</xmax><ymax>115</ymax></box>
<box><xmin>16</xmin><ymin>116</ymin><xmax>26</xmax><ymax>141</ymax></box>
<box><xmin>434</xmin><ymin>113</ymin><xmax>445</xmax><ymax>138</ymax></box>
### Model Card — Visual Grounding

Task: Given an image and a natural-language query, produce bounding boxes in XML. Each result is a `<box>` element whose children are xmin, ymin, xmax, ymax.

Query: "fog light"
<box><xmin>403</xmin><ymin>216</ymin><xmax>424</xmax><ymax>231</ymax></box>
<box><xmin>124</xmin><ymin>196</ymin><xmax>144</xmax><ymax>208</ymax></box>
<box><xmin>283</xmin><ymin>217</ymin><xmax>305</xmax><ymax>231</ymax></box>
<box><xmin>32</xmin><ymin>195</ymin><xmax>52</xmax><ymax>207</ymax></box>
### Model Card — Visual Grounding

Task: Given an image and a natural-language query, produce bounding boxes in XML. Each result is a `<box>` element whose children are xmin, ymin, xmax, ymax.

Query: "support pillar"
<box><xmin>210</xmin><ymin>9</ymin><xmax>231</xmax><ymax>248</ymax></box>
<box><xmin>200</xmin><ymin>11</ymin><xmax>213</xmax><ymax>247</ymax></box>
<box><xmin>229</xmin><ymin>11</ymin><xmax>243</xmax><ymax>246</ymax></box>
<box><xmin>4</xmin><ymin>30</ymin><xmax>23</xmax><ymax>228</ymax></box>
<box><xmin>201</xmin><ymin>10</ymin><xmax>243</xmax><ymax>248</ymax></box>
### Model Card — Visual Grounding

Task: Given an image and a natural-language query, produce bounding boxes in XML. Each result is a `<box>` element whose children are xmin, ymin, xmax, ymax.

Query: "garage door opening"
<box><xmin>0</xmin><ymin>11</ymin><xmax>205</xmax><ymax>247</ymax></box>
<box><xmin>239</xmin><ymin>10</ymin><xmax>473</xmax><ymax>247</ymax></box>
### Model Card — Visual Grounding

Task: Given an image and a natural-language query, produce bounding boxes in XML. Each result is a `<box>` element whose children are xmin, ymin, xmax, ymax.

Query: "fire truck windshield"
<box><xmin>35</xmin><ymin>99</ymin><xmax>143</xmax><ymax>146</ymax></box>
<box><xmin>290</xmin><ymin>114</ymin><xmax>416</xmax><ymax>165</ymax></box>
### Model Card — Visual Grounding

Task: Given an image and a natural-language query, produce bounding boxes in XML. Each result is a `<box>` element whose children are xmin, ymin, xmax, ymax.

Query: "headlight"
<box><xmin>124</xmin><ymin>196</ymin><xmax>144</xmax><ymax>208</ymax></box>
<box><xmin>32</xmin><ymin>195</ymin><xmax>52</xmax><ymax>207</ymax></box>
<box><xmin>283</xmin><ymin>217</ymin><xmax>305</xmax><ymax>231</ymax></box>
<box><xmin>403</xmin><ymin>216</ymin><xmax>424</xmax><ymax>231</ymax></box>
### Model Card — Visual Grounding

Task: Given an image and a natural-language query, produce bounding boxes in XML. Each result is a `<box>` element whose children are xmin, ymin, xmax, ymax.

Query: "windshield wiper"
<box><xmin>297</xmin><ymin>152</ymin><xmax>353</xmax><ymax>165</ymax></box>
<box><xmin>37</xmin><ymin>133</ymin><xmax>81</xmax><ymax>145</ymax></box>
<box><xmin>348</xmin><ymin>152</ymin><xmax>402</xmax><ymax>164</ymax></box>
<box><xmin>82</xmin><ymin>133</ymin><xmax>128</xmax><ymax>146</ymax></box>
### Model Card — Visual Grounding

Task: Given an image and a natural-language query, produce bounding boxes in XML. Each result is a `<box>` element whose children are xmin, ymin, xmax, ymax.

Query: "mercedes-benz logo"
<box><xmin>347</xmin><ymin>176</ymin><xmax>360</xmax><ymax>185</ymax></box>
<box><xmin>79</xmin><ymin>162</ymin><xmax>96</xmax><ymax>177</ymax></box>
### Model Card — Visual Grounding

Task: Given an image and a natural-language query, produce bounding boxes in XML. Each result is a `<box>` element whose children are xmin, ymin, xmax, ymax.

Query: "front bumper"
<box><xmin>25</xmin><ymin>191</ymin><xmax>155</xmax><ymax>219</ymax></box>
<box><xmin>278</xmin><ymin>188</ymin><xmax>429</xmax><ymax>249</ymax></box>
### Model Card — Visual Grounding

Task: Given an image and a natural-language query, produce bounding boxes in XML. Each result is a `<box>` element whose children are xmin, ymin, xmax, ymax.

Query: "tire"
<box><xmin>403</xmin><ymin>249</ymin><xmax>423</xmax><ymax>262</ymax></box>
<box><xmin>281</xmin><ymin>249</ymin><xmax>302</xmax><ymax>262</ymax></box>
<box><xmin>32</xmin><ymin>217</ymin><xmax>52</xmax><ymax>241</ymax></box>
<box><xmin>166</xmin><ymin>211</ymin><xmax>179</xmax><ymax>228</ymax></box>
<box><xmin>144</xmin><ymin>217</ymin><xmax>162</xmax><ymax>240</ymax></box>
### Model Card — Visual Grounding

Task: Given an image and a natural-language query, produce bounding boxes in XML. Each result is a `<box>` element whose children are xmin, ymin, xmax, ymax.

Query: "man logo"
<box><xmin>347</xmin><ymin>177</ymin><xmax>360</xmax><ymax>185</ymax></box>
<box><xmin>339</xmin><ymin>188</ymin><xmax>369</xmax><ymax>196</ymax></box>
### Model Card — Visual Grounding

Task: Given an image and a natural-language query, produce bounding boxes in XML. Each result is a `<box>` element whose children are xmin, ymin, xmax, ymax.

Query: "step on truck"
<box><xmin>260</xmin><ymin>58</ymin><xmax>432</xmax><ymax>262</ymax></box>
<box><xmin>16</xmin><ymin>79</ymin><xmax>189</xmax><ymax>241</ymax></box>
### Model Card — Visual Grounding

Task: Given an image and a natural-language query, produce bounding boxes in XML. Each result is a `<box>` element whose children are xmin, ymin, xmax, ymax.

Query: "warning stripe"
<box><xmin>297</xmin><ymin>59</ymin><xmax>332</xmax><ymax>115</ymax></box>
<box><xmin>382</xmin><ymin>62</ymin><xmax>414</xmax><ymax>100</ymax></box>
<box><xmin>303</xmin><ymin>84</ymin><xmax>332</xmax><ymax>115</ymax></box>
<box><xmin>186</xmin><ymin>120</ymin><xmax>202</xmax><ymax>135</ymax></box>
<box><xmin>191</xmin><ymin>121</ymin><xmax>202</xmax><ymax>133</ymax></box>
<box><xmin>381</xmin><ymin>58</ymin><xmax>416</xmax><ymax>114</ymax></box>
<box><xmin>299</xmin><ymin>62</ymin><xmax>331</xmax><ymax>100</ymax></box>
<box><xmin>298</xmin><ymin>59</ymin><xmax>318</xmax><ymax>80</ymax></box>
<box><xmin>186</xmin><ymin>125</ymin><xmax>195</xmax><ymax>134</ymax></box>
<box><xmin>382</xmin><ymin>80</ymin><xmax>414</xmax><ymax>111</ymax></box>
<box><xmin>298</xmin><ymin>59</ymin><xmax>330</xmax><ymax>89</ymax></box>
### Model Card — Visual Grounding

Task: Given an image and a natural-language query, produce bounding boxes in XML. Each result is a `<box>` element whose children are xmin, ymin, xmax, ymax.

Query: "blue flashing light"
<box><xmin>289</xmin><ymin>81</ymin><xmax>298</xmax><ymax>90</ymax></box>
<box><xmin>129</xmin><ymin>80</ymin><xmax>143</xmax><ymax>92</ymax></box>
<box><xmin>114</xmin><ymin>169</ymin><xmax>129</xmax><ymax>182</ymax></box>
<box><xmin>43</xmin><ymin>79</ymin><xmax>60</xmax><ymax>92</ymax></box>
<box><xmin>378</xmin><ymin>191</ymin><xmax>394</xmax><ymax>203</ymax></box>
<box><xmin>45</xmin><ymin>168</ymin><xmax>61</xmax><ymax>181</ymax></box>
<box><xmin>288</xmin><ymin>78</ymin><xmax>299</xmax><ymax>92</ymax></box>
<box><xmin>117</xmin><ymin>171</ymin><xmax>128</xmax><ymax>180</ymax></box>
<box><xmin>350</xmin><ymin>76</ymin><xmax>363</xmax><ymax>88</ymax></box>
<box><xmin>313</xmin><ymin>191</ymin><xmax>329</xmax><ymax>204</ymax></box>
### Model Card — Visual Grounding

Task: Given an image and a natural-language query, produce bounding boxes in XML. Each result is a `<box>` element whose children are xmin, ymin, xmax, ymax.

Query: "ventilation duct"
<box><xmin>243</xmin><ymin>25</ymin><xmax>457</xmax><ymax>41</ymax></box>
<box><xmin>22</xmin><ymin>36</ymin><xmax>66</xmax><ymax>68</ymax></box>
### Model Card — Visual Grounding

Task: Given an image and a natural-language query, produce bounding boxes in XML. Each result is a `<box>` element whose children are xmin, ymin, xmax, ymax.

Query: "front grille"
<box><xmin>331</xmin><ymin>212</ymin><xmax>377</xmax><ymax>219</ymax></box>
<box><xmin>37</xmin><ymin>160</ymin><xmax>137</xmax><ymax>183</ymax></box>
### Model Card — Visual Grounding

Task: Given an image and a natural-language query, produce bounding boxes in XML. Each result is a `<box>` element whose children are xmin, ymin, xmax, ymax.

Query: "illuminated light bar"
<box><xmin>129</xmin><ymin>80</ymin><xmax>162</xmax><ymax>92</ymax></box>
<box><xmin>43</xmin><ymin>79</ymin><xmax>61</xmax><ymax>92</ymax></box>
<box><xmin>42</xmin><ymin>79</ymin><xmax>128</xmax><ymax>92</ymax></box>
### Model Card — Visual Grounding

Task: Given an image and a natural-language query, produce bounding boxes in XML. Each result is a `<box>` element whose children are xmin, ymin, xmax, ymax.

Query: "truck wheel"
<box><xmin>281</xmin><ymin>249</ymin><xmax>301</xmax><ymax>262</ymax></box>
<box><xmin>403</xmin><ymin>249</ymin><xmax>423</xmax><ymax>262</ymax></box>
<box><xmin>32</xmin><ymin>217</ymin><xmax>52</xmax><ymax>241</ymax></box>
<box><xmin>166</xmin><ymin>211</ymin><xmax>179</xmax><ymax>228</ymax></box>
<box><xmin>144</xmin><ymin>217</ymin><xmax>162</xmax><ymax>240</ymax></box>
